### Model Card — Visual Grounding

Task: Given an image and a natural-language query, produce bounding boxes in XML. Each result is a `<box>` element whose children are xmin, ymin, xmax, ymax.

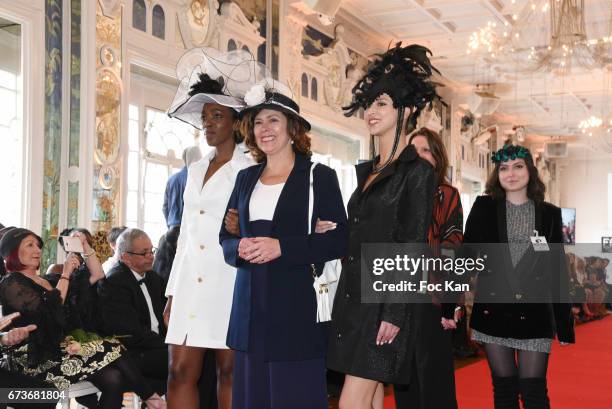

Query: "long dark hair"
<box><xmin>408</xmin><ymin>127</ymin><xmax>449</xmax><ymax>186</ymax></box>
<box><xmin>485</xmin><ymin>154</ymin><xmax>546</xmax><ymax>202</ymax></box>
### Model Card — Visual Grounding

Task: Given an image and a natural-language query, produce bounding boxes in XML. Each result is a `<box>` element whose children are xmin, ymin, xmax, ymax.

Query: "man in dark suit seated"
<box><xmin>98</xmin><ymin>228</ymin><xmax>168</xmax><ymax>395</ymax></box>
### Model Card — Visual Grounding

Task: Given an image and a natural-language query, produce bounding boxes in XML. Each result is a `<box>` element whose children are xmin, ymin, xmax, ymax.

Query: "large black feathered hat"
<box><xmin>343</xmin><ymin>42</ymin><xmax>441</xmax><ymax>121</ymax></box>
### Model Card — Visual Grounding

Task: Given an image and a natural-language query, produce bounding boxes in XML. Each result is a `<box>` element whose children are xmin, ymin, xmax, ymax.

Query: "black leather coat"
<box><xmin>327</xmin><ymin>144</ymin><xmax>436</xmax><ymax>383</ymax></box>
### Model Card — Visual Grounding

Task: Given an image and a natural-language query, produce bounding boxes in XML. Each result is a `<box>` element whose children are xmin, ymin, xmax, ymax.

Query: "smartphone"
<box><xmin>62</xmin><ymin>236</ymin><xmax>84</xmax><ymax>253</ymax></box>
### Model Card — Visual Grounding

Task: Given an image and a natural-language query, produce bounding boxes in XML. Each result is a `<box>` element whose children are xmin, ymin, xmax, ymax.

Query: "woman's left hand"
<box><xmin>242</xmin><ymin>237</ymin><xmax>281</xmax><ymax>264</ymax></box>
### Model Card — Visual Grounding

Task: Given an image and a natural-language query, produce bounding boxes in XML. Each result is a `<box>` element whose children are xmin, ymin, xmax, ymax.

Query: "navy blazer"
<box><xmin>219</xmin><ymin>153</ymin><xmax>348</xmax><ymax>361</ymax></box>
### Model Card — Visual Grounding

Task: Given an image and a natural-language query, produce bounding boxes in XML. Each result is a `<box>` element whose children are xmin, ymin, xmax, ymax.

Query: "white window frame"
<box><xmin>0</xmin><ymin>2</ymin><xmax>45</xmax><ymax>232</ymax></box>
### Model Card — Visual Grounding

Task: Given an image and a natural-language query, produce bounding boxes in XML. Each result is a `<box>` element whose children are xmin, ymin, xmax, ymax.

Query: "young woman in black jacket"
<box><xmin>463</xmin><ymin>145</ymin><xmax>575</xmax><ymax>409</ymax></box>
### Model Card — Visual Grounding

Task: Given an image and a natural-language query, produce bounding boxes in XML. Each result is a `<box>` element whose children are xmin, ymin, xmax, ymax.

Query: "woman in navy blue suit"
<box><xmin>219</xmin><ymin>83</ymin><xmax>348</xmax><ymax>409</ymax></box>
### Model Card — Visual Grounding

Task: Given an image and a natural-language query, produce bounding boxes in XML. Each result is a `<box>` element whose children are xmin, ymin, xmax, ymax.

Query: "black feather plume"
<box><xmin>343</xmin><ymin>43</ymin><xmax>442</xmax><ymax>118</ymax></box>
<box><xmin>188</xmin><ymin>73</ymin><xmax>225</xmax><ymax>97</ymax></box>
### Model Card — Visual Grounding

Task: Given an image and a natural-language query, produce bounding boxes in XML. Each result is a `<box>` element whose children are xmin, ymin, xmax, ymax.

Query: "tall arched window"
<box><xmin>227</xmin><ymin>39</ymin><xmax>237</xmax><ymax>51</ymax></box>
<box><xmin>152</xmin><ymin>5</ymin><xmax>165</xmax><ymax>39</ymax></box>
<box><xmin>311</xmin><ymin>77</ymin><xmax>318</xmax><ymax>101</ymax></box>
<box><xmin>132</xmin><ymin>0</ymin><xmax>146</xmax><ymax>32</ymax></box>
<box><xmin>301</xmin><ymin>73</ymin><xmax>309</xmax><ymax>98</ymax></box>
<box><xmin>257</xmin><ymin>44</ymin><xmax>266</xmax><ymax>64</ymax></box>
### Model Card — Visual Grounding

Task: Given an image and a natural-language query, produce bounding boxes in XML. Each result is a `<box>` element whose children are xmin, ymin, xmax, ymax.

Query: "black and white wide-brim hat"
<box><xmin>240</xmin><ymin>79</ymin><xmax>311</xmax><ymax>131</ymax></box>
<box><xmin>167</xmin><ymin>47</ymin><xmax>256</xmax><ymax>130</ymax></box>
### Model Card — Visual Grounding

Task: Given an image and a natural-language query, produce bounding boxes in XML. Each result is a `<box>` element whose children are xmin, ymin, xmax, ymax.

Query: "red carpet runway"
<box><xmin>385</xmin><ymin>315</ymin><xmax>612</xmax><ymax>409</ymax></box>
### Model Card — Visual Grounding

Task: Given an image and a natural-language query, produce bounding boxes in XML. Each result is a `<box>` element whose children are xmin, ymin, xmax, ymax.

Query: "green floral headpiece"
<box><xmin>491</xmin><ymin>144</ymin><xmax>531</xmax><ymax>164</ymax></box>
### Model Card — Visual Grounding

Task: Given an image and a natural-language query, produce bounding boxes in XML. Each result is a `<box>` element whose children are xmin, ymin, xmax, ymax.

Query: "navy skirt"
<box><xmin>232</xmin><ymin>220</ymin><xmax>327</xmax><ymax>409</ymax></box>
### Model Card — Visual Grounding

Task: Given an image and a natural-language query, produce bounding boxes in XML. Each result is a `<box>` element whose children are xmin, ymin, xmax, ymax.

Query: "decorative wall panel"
<box><xmin>41</xmin><ymin>0</ymin><xmax>63</xmax><ymax>271</ymax></box>
<box><xmin>92</xmin><ymin>2</ymin><xmax>122</xmax><ymax>233</ymax></box>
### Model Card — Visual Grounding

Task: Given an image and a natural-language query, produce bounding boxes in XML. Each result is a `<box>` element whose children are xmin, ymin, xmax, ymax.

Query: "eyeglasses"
<box><xmin>126</xmin><ymin>248</ymin><xmax>157</xmax><ymax>257</ymax></box>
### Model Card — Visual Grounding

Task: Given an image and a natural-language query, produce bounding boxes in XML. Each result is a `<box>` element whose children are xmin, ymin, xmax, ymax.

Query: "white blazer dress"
<box><xmin>165</xmin><ymin>144</ymin><xmax>254</xmax><ymax>348</ymax></box>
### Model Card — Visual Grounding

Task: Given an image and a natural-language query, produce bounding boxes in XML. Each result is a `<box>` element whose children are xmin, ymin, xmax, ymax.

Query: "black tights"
<box><xmin>87</xmin><ymin>355</ymin><xmax>156</xmax><ymax>409</ymax></box>
<box><xmin>484</xmin><ymin>343</ymin><xmax>549</xmax><ymax>379</ymax></box>
<box><xmin>485</xmin><ymin>344</ymin><xmax>551</xmax><ymax>409</ymax></box>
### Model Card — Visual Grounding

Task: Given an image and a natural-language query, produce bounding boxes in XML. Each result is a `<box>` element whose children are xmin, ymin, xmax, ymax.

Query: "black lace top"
<box><xmin>0</xmin><ymin>266</ymin><xmax>106</xmax><ymax>367</ymax></box>
<box><xmin>45</xmin><ymin>265</ymin><xmax>103</xmax><ymax>334</ymax></box>
<box><xmin>0</xmin><ymin>273</ymin><xmax>65</xmax><ymax>366</ymax></box>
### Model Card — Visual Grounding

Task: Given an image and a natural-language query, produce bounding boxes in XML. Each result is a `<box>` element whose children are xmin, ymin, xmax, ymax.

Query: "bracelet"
<box><xmin>82</xmin><ymin>250</ymin><xmax>96</xmax><ymax>258</ymax></box>
<box><xmin>59</xmin><ymin>276</ymin><xmax>70</xmax><ymax>281</ymax></box>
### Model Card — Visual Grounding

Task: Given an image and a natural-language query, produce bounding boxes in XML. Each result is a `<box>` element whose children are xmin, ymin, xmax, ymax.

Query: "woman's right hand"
<box><xmin>62</xmin><ymin>253</ymin><xmax>80</xmax><ymax>278</ymax></box>
<box><xmin>224</xmin><ymin>208</ymin><xmax>240</xmax><ymax>236</ymax></box>
<box><xmin>314</xmin><ymin>218</ymin><xmax>337</xmax><ymax>233</ymax></box>
<box><xmin>376</xmin><ymin>321</ymin><xmax>400</xmax><ymax>346</ymax></box>
<box><xmin>1</xmin><ymin>325</ymin><xmax>37</xmax><ymax>347</ymax></box>
<box><xmin>163</xmin><ymin>296</ymin><xmax>172</xmax><ymax>327</ymax></box>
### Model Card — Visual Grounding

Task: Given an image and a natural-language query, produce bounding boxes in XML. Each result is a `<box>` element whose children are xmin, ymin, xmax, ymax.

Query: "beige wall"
<box><xmin>558</xmin><ymin>158</ymin><xmax>612</xmax><ymax>244</ymax></box>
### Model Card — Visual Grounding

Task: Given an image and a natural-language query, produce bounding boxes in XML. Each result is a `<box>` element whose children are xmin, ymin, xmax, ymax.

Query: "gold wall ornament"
<box><xmin>99</xmin><ymin>45</ymin><xmax>117</xmax><ymax>67</ymax></box>
<box><xmin>94</xmin><ymin>113</ymin><xmax>120</xmax><ymax>165</ymax></box>
<box><xmin>190</xmin><ymin>0</ymin><xmax>209</xmax><ymax>27</ymax></box>
<box><xmin>94</xmin><ymin>68</ymin><xmax>121</xmax><ymax>165</ymax></box>
<box><xmin>98</xmin><ymin>165</ymin><xmax>117</xmax><ymax>190</ymax></box>
<box><xmin>178</xmin><ymin>0</ymin><xmax>219</xmax><ymax>48</ymax></box>
<box><xmin>93</xmin><ymin>2</ymin><xmax>122</xmax><ymax>229</ymax></box>
<box><xmin>96</xmin><ymin>11</ymin><xmax>121</xmax><ymax>47</ymax></box>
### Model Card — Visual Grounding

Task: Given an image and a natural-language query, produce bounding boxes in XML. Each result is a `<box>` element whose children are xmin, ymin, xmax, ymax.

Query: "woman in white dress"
<box><xmin>164</xmin><ymin>49</ymin><xmax>254</xmax><ymax>409</ymax></box>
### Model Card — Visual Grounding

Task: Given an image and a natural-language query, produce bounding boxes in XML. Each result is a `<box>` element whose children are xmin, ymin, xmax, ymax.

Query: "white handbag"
<box><xmin>308</xmin><ymin>163</ymin><xmax>342</xmax><ymax>323</ymax></box>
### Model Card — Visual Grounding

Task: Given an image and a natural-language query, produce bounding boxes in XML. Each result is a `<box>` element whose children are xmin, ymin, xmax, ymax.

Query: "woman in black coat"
<box><xmin>327</xmin><ymin>44</ymin><xmax>449</xmax><ymax>409</ymax></box>
<box><xmin>463</xmin><ymin>145</ymin><xmax>575</xmax><ymax>409</ymax></box>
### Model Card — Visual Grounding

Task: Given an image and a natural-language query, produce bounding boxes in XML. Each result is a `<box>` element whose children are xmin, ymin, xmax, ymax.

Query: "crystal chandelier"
<box><xmin>467</xmin><ymin>0</ymin><xmax>612</xmax><ymax>75</ymax></box>
<box><xmin>578</xmin><ymin>116</ymin><xmax>612</xmax><ymax>136</ymax></box>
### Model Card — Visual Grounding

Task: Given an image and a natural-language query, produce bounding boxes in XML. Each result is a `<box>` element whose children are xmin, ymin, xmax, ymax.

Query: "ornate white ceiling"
<box><xmin>339</xmin><ymin>0</ymin><xmax>612</xmax><ymax>153</ymax></box>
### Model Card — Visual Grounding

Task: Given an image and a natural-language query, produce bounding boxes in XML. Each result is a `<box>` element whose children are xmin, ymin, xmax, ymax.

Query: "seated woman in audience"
<box><xmin>566</xmin><ymin>253</ymin><xmax>590</xmax><ymax>320</ymax></box>
<box><xmin>584</xmin><ymin>257</ymin><xmax>608</xmax><ymax>317</ymax></box>
<box><xmin>45</xmin><ymin>228</ymin><xmax>106</xmax><ymax>334</ymax></box>
<box><xmin>573</xmin><ymin>256</ymin><xmax>595</xmax><ymax>319</ymax></box>
<box><xmin>0</xmin><ymin>227</ymin><xmax>166</xmax><ymax>409</ymax></box>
